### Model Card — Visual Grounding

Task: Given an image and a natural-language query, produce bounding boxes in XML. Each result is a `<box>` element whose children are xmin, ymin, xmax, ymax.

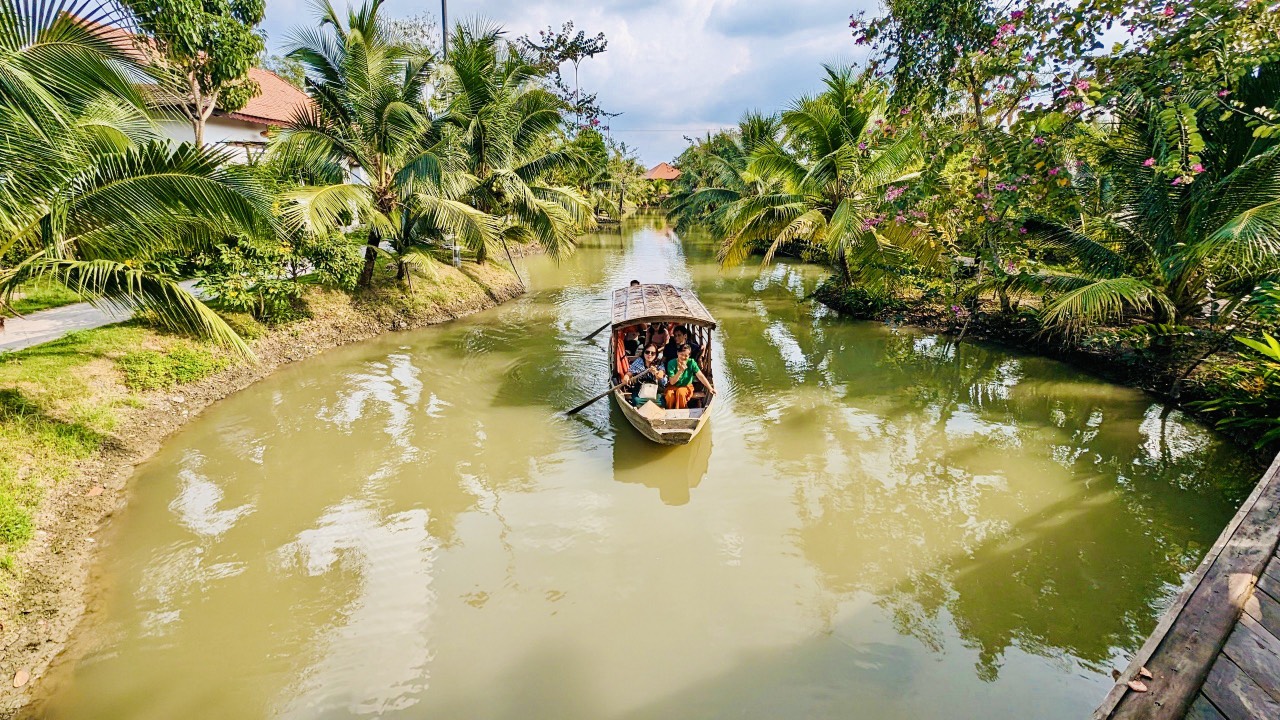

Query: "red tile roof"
<box><xmin>645</xmin><ymin>162</ymin><xmax>682</xmax><ymax>181</ymax></box>
<box><xmin>226</xmin><ymin>67</ymin><xmax>310</xmax><ymax>126</ymax></box>
<box><xmin>74</xmin><ymin>16</ymin><xmax>310</xmax><ymax>127</ymax></box>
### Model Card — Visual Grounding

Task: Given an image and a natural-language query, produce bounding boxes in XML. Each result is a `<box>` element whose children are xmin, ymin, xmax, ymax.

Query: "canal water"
<box><xmin>37</xmin><ymin>214</ymin><xmax>1257</xmax><ymax>719</ymax></box>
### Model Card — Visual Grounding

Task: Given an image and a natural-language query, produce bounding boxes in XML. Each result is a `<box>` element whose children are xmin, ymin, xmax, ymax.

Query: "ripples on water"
<box><xmin>34</xmin><ymin>216</ymin><xmax>1259</xmax><ymax>720</ymax></box>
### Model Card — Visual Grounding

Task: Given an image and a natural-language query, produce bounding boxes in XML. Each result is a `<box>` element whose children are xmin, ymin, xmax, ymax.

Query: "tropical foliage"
<box><xmin>437</xmin><ymin>20</ymin><xmax>595</xmax><ymax>259</ymax></box>
<box><xmin>278</xmin><ymin>3</ymin><xmax>596</xmax><ymax>286</ymax></box>
<box><xmin>0</xmin><ymin>0</ymin><xmax>271</xmax><ymax>353</ymax></box>
<box><xmin>1</xmin><ymin>0</ymin><xmax>611</xmax><ymax>347</ymax></box>
<box><xmin>669</xmin><ymin>0</ymin><xmax>1280</xmax><ymax>447</ymax></box>
<box><xmin>124</xmin><ymin>0</ymin><xmax>266</xmax><ymax>146</ymax></box>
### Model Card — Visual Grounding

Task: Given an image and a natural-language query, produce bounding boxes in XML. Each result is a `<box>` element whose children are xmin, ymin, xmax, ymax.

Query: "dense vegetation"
<box><xmin>0</xmin><ymin>0</ymin><xmax>641</xmax><ymax>566</ymax></box>
<box><xmin>668</xmin><ymin>0</ymin><xmax>1280</xmax><ymax>451</ymax></box>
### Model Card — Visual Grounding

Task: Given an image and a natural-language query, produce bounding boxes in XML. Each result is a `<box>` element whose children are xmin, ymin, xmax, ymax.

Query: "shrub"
<box><xmin>116</xmin><ymin>345</ymin><xmax>229</xmax><ymax>391</ymax></box>
<box><xmin>812</xmin><ymin>277</ymin><xmax>906</xmax><ymax>319</ymax></box>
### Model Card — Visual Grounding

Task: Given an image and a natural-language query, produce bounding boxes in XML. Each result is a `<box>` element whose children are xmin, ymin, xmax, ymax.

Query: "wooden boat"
<box><xmin>608</xmin><ymin>283</ymin><xmax>717</xmax><ymax>445</ymax></box>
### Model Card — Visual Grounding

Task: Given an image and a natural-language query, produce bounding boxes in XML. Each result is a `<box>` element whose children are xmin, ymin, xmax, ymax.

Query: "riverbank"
<box><xmin>812</xmin><ymin>279</ymin><xmax>1275</xmax><ymax>463</ymax></box>
<box><xmin>0</xmin><ymin>261</ymin><xmax>524</xmax><ymax>715</ymax></box>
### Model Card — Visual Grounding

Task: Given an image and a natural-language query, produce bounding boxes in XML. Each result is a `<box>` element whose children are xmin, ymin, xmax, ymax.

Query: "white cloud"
<box><xmin>262</xmin><ymin>0</ymin><xmax>876</xmax><ymax>164</ymax></box>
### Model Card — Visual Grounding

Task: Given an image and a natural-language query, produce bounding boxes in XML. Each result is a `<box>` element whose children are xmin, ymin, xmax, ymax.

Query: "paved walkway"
<box><xmin>0</xmin><ymin>280</ymin><xmax>202</xmax><ymax>353</ymax></box>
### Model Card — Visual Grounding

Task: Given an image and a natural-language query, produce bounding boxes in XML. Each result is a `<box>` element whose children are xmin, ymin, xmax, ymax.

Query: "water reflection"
<box><xmin>276</xmin><ymin>501</ymin><xmax>438</xmax><ymax>717</ymax></box>
<box><xmin>610</xmin><ymin>420</ymin><xmax>713</xmax><ymax>506</ymax></box>
<box><xmin>701</xmin><ymin>264</ymin><xmax>1253</xmax><ymax>684</ymax></box>
<box><xmin>34</xmin><ymin>214</ymin><xmax>1258</xmax><ymax>720</ymax></box>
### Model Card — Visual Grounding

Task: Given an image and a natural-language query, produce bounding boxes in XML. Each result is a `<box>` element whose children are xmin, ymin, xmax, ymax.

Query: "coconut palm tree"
<box><xmin>280</xmin><ymin>0</ymin><xmax>497</xmax><ymax>288</ymax></box>
<box><xmin>702</xmin><ymin>68</ymin><xmax>929</xmax><ymax>286</ymax></box>
<box><xmin>665</xmin><ymin>112</ymin><xmax>781</xmax><ymax>235</ymax></box>
<box><xmin>438</xmin><ymin>20</ymin><xmax>594</xmax><ymax>261</ymax></box>
<box><xmin>1020</xmin><ymin>77</ymin><xmax>1280</xmax><ymax>337</ymax></box>
<box><xmin>0</xmin><ymin>0</ymin><xmax>272</xmax><ymax>353</ymax></box>
<box><xmin>0</xmin><ymin>0</ymin><xmax>142</xmax><ymax>122</ymax></box>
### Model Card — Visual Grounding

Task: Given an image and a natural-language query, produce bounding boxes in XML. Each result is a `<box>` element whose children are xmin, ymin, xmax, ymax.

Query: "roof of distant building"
<box><xmin>74</xmin><ymin>16</ymin><xmax>310</xmax><ymax>127</ymax></box>
<box><xmin>226</xmin><ymin>67</ymin><xmax>310</xmax><ymax>126</ymax></box>
<box><xmin>644</xmin><ymin>162</ymin><xmax>682</xmax><ymax>181</ymax></box>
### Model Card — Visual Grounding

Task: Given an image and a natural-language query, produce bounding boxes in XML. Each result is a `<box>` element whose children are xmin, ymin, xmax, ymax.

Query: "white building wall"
<box><xmin>156</xmin><ymin>115</ymin><xmax>270</xmax><ymax>163</ymax></box>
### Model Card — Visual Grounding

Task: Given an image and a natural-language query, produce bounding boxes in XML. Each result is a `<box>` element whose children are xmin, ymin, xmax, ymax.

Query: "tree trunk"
<box><xmin>189</xmin><ymin>77</ymin><xmax>213</xmax><ymax>148</ymax></box>
<box><xmin>358</xmin><ymin>230</ymin><xmax>380</xmax><ymax>288</ymax></box>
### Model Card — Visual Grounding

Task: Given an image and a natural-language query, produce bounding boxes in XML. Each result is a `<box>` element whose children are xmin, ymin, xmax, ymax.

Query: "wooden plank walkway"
<box><xmin>1095</xmin><ymin>452</ymin><xmax>1280</xmax><ymax>720</ymax></box>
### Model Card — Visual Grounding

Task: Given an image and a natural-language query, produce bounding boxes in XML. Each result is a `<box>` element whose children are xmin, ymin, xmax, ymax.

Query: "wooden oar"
<box><xmin>581</xmin><ymin>320</ymin><xmax>612</xmax><ymax>341</ymax></box>
<box><xmin>564</xmin><ymin>367</ymin><xmax>652</xmax><ymax>416</ymax></box>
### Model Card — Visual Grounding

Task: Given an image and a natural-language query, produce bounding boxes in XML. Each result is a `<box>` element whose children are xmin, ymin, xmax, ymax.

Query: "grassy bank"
<box><xmin>0</xmin><ymin>326</ymin><xmax>230</xmax><ymax>569</ymax></box>
<box><xmin>0</xmin><ymin>260</ymin><xmax>523</xmax><ymax>710</ymax></box>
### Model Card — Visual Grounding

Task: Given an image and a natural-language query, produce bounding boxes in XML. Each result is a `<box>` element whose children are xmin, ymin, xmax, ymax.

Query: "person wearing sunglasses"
<box><xmin>623</xmin><ymin>343</ymin><xmax>667</xmax><ymax>406</ymax></box>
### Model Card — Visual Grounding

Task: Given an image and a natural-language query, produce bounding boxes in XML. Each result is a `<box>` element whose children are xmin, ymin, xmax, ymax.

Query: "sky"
<box><xmin>260</xmin><ymin>0</ymin><xmax>875</xmax><ymax>166</ymax></box>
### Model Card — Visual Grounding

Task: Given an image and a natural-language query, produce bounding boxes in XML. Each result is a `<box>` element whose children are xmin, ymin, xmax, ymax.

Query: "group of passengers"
<box><xmin>618</xmin><ymin>291</ymin><xmax>716</xmax><ymax>410</ymax></box>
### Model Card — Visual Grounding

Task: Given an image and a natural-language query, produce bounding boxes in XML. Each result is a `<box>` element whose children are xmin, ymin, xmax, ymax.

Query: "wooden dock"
<box><xmin>1094</xmin><ymin>453</ymin><xmax>1280</xmax><ymax>719</ymax></box>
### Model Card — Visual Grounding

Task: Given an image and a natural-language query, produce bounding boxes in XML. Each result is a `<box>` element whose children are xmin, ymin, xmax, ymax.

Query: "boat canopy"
<box><xmin>611</xmin><ymin>284</ymin><xmax>716</xmax><ymax>329</ymax></box>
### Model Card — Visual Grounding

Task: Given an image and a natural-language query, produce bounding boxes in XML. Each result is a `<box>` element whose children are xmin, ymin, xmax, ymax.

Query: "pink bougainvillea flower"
<box><xmin>1048</xmin><ymin>167</ymin><xmax>1060</xmax><ymax>176</ymax></box>
<box><xmin>1010</xmin><ymin>10</ymin><xmax>1025</xmax><ymax>20</ymax></box>
<box><xmin>1143</xmin><ymin>157</ymin><xmax>1156</xmax><ymax>167</ymax></box>
<box><xmin>1172</xmin><ymin>177</ymin><xmax>1184</xmax><ymax>186</ymax></box>
<box><xmin>1163</xmin><ymin>4</ymin><xmax>1175</xmax><ymax>16</ymax></box>
<box><xmin>1218</xmin><ymin>89</ymin><xmax>1230</xmax><ymax>97</ymax></box>
<box><xmin>1192</xmin><ymin>163</ymin><xmax>1205</xmax><ymax>173</ymax></box>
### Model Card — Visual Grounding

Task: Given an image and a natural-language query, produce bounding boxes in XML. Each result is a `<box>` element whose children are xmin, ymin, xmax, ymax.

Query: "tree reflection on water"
<box><xmin>707</xmin><ymin>261</ymin><xmax>1255</xmax><ymax>682</ymax></box>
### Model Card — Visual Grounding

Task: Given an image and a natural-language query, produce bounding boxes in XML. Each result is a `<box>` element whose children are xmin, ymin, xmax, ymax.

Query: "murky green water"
<box><xmin>37</xmin><ymin>215</ymin><xmax>1257</xmax><ymax>719</ymax></box>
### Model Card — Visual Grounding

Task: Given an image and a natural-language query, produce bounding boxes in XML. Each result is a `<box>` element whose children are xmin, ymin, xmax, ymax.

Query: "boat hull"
<box><xmin>613</xmin><ymin>388</ymin><xmax>711</xmax><ymax>445</ymax></box>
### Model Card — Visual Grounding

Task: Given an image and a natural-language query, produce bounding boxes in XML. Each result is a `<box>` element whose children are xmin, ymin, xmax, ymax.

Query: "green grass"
<box><xmin>0</xmin><ymin>324</ymin><xmax>233</xmax><ymax>582</ymax></box>
<box><xmin>5</xmin><ymin>280</ymin><xmax>83</xmax><ymax>316</ymax></box>
<box><xmin>117</xmin><ymin>345</ymin><xmax>230</xmax><ymax>390</ymax></box>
